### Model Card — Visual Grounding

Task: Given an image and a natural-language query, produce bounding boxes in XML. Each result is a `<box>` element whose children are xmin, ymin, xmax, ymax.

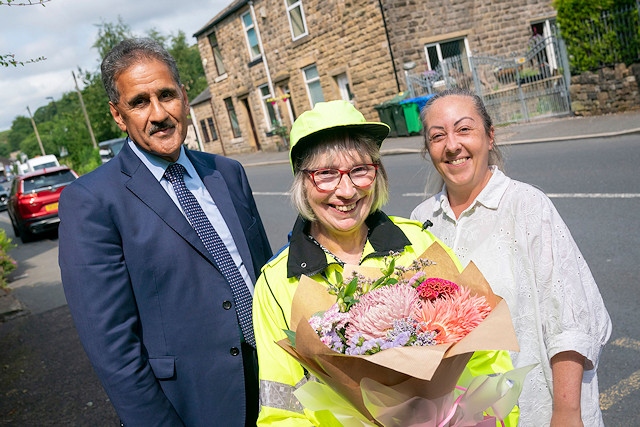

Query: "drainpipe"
<box><xmin>378</xmin><ymin>0</ymin><xmax>401</xmax><ymax>93</ymax></box>
<box><xmin>189</xmin><ymin>107</ymin><xmax>205</xmax><ymax>152</ymax></box>
<box><xmin>249</xmin><ymin>1</ymin><xmax>282</xmax><ymax>126</ymax></box>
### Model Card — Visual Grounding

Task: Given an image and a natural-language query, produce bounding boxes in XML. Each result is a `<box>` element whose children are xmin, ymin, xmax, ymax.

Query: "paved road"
<box><xmin>1</xmin><ymin>111</ymin><xmax>639</xmax><ymax>424</ymax></box>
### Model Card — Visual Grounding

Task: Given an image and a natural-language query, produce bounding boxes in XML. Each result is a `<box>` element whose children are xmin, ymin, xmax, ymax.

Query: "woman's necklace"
<box><xmin>308</xmin><ymin>235</ymin><xmax>348</xmax><ymax>266</ymax></box>
<box><xmin>308</xmin><ymin>230</ymin><xmax>368</xmax><ymax>267</ymax></box>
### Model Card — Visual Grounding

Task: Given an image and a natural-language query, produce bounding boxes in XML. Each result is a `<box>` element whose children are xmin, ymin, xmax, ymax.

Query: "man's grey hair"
<box><xmin>101</xmin><ymin>37</ymin><xmax>181</xmax><ymax>104</ymax></box>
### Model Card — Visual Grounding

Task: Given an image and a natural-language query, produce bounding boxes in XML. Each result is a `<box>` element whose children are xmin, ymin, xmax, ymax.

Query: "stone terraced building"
<box><xmin>192</xmin><ymin>0</ymin><xmax>557</xmax><ymax>154</ymax></box>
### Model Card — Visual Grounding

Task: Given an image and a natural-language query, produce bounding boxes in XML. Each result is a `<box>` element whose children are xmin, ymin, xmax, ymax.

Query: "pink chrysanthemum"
<box><xmin>416</xmin><ymin>287</ymin><xmax>491</xmax><ymax>344</ymax></box>
<box><xmin>415</xmin><ymin>277</ymin><xmax>459</xmax><ymax>301</ymax></box>
<box><xmin>345</xmin><ymin>284</ymin><xmax>420</xmax><ymax>342</ymax></box>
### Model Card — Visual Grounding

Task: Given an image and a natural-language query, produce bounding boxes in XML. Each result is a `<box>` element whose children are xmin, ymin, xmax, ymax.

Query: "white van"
<box><xmin>18</xmin><ymin>155</ymin><xmax>60</xmax><ymax>175</ymax></box>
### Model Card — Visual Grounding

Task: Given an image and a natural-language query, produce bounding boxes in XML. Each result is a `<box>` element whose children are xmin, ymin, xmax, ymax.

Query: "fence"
<box><xmin>404</xmin><ymin>34</ymin><xmax>572</xmax><ymax>125</ymax></box>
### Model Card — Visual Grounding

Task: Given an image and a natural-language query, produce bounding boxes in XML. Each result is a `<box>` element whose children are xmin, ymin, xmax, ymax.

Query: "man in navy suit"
<box><xmin>58</xmin><ymin>38</ymin><xmax>272</xmax><ymax>426</ymax></box>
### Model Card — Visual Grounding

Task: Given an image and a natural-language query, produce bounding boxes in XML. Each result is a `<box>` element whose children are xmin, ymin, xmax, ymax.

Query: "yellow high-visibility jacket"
<box><xmin>253</xmin><ymin>212</ymin><xmax>517</xmax><ymax>426</ymax></box>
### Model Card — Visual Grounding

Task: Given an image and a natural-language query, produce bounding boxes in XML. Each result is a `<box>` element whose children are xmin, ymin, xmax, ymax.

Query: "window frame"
<box><xmin>302</xmin><ymin>64</ymin><xmax>324</xmax><ymax>108</ymax></box>
<box><xmin>424</xmin><ymin>37</ymin><xmax>472</xmax><ymax>74</ymax></box>
<box><xmin>199</xmin><ymin>119</ymin><xmax>211</xmax><ymax>143</ymax></box>
<box><xmin>224</xmin><ymin>97</ymin><xmax>242</xmax><ymax>138</ymax></box>
<box><xmin>285</xmin><ymin>0</ymin><xmax>308</xmax><ymax>41</ymax></box>
<box><xmin>259</xmin><ymin>85</ymin><xmax>278</xmax><ymax>130</ymax></box>
<box><xmin>207</xmin><ymin>32</ymin><xmax>226</xmax><ymax>76</ymax></box>
<box><xmin>241</xmin><ymin>11</ymin><xmax>261</xmax><ymax>61</ymax></box>
<box><xmin>207</xmin><ymin>117</ymin><xmax>218</xmax><ymax>141</ymax></box>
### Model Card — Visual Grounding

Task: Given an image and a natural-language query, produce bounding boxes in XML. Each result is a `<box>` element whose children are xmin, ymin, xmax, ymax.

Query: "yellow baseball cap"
<box><xmin>289</xmin><ymin>100</ymin><xmax>390</xmax><ymax>173</ymax></box>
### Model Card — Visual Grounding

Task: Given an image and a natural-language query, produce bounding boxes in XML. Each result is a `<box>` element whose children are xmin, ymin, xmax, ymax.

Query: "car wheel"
<box><xmin>19</xmin><ymin>226</ymin><xmax>32</xmax><ymax>244</ymax></box>
<box><xmin>9</xmin><ymin>215</ymin><xmax>20</xmax><ymax>237</ymax></box>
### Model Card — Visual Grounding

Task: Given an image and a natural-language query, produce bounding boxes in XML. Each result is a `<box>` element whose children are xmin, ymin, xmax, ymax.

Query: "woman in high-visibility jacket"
<box><xmin>252</xmin><ymin>100</ymin><xmax>517</xmax><ymax>426</ymax></box>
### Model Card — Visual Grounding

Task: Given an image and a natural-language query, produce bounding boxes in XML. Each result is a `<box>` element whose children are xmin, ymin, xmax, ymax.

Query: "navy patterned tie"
<box><xmin>164</xmin><ymin>163</ymin><xmax>255</xmax><ymax>348</ymax></box>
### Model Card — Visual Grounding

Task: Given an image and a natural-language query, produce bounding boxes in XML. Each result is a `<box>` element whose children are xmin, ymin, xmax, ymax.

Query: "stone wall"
<box><xmin>195</xmin><ymin>0</ymin><xmax>559</xmax><ymax>154</ymax></box>
<box><xmin>196</xmin><ymin>0</ymin><xmax>397</xmax><ymax>154</ymax></box>
<box><xmin>569</xmin><ymin>63</ymin><xmax>640</xmax><ymax>116</ymax></box>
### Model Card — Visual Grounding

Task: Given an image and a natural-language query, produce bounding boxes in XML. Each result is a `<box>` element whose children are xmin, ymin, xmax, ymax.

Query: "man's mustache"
<box><xmin>149</xmin><ymin>120</ymin><xmax>175</xmax><ymax>135</ymax></box>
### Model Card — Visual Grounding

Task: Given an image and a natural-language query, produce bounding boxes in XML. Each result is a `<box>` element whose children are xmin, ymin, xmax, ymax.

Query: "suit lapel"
<box><xmin>119</xmin><ymin>144</ymin><xmax>214</xmax><ymax>265</ymax></box>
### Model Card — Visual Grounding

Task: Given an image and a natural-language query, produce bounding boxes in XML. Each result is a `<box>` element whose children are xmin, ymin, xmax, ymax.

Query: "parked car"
<box><xmin>7</xmin><ymin>166</ymin><xmax>78</xmax><ymax>243</ymax></box>
<box><xmin>0</xmin><ymin>182</ymin><xmax>9</xmax><ymax>211</ymax></box>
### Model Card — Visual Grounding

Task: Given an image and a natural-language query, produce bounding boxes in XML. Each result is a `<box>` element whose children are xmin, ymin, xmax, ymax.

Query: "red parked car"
<box><xmin>7</xmin><ymin>166</ymin><xmax>78</xmax><ymax>243</ymax></box>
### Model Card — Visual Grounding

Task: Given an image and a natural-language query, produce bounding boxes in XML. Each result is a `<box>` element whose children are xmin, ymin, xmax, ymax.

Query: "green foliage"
<box><xmin>554</xmin><ymin>0</ymin><xmax>640</xmax><ymax>73</ymax></box>
<box><xmin>63</xmin><ymin>147</ymin><xmax>102</xmax><ymax>176</ymax></box>
<box><xmin>6</xmin><ymin>17</ymin><xmax>207</xmax><ymax>173</ymax></box>
<box><xmin>92</xmin><ymin>16</ymin><xmax>133</xmax><ymax>60</ymax></box>
<box><xmin>0</xmin><ymin>229</ymin><xmax>17</xmax><ymax>291</ymax></box>
<box><xmin>0</xmin><ymin>130</ymin><xmax>10</xmax><ymax>157</ymax></box>
<box><xmin>166</xmin><ymin>31</ymin><xmax>208</xmax><ymax>101</ymax></box>
<box><xmin>0</xmin><ymin>0</ymin><xmax>50</xmax><ymax>5</ymax></box>
<box><xmin>1</xmin><ymin>0</ymin><xmax>49</xmax><ymax>67</ymax></box>
<box><xmin>0</xmin><ymin>53</ymin><xmax>46</xmax><ymax>67</ymax></box>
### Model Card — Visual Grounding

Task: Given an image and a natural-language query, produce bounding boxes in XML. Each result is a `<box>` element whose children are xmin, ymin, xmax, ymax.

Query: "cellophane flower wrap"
<box><xmin>277</xmin><ymin>241</ymin><xmax>532</xmax><ymax>427</ymax></box>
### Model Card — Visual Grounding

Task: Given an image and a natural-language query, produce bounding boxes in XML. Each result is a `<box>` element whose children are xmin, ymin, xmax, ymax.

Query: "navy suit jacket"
<box><xmin>58</xmin><ymin>142</ymin><xmax>272</xmax><ymax>426</ymax></box>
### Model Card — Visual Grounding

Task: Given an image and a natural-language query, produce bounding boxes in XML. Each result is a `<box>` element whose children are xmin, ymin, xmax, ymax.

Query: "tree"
<box><xmin>0</xmin><ymin>0</ymin><xmax>49</xmax><ymax>67</ymax></box>
<box><xmin>166</xmin><ymin>31</ymin><xmax>208</xmax><ymax>101</ymax></box>
<box><xmin>6</xmin><ymin>17</ymin><xmax>208</xmax><ymax>174</ymax></box>
<box><xmin>92</xmin><ymin>16</ymin><xmax>133</xmax><ymax>60</ymax></box>
<box><xmin>554</xmin><ymin>0</ymin><xmax>640</xmax><ymax>73</ymax></box>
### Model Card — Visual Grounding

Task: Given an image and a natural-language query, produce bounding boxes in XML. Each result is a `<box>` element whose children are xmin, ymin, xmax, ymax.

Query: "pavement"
<box><xmin>2</xmin><ymin>109</ymin><xmax>640</xmax><ymax>320</ymax></box>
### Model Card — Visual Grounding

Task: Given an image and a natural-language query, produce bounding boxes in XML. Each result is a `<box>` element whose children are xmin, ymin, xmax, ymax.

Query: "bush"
<box><xmin>0</xmin><ymin>229</ymin><xmax>17</xmax><ymax>290</ymax></box>
<box><xmin>554</xmin><ymin>0</ymin><xmax>640</xmax><ymax>73</ymax></box>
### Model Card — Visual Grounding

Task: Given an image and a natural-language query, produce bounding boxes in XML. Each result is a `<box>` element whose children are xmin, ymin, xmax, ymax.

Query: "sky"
<box><xmin>0</xmin><ymin>0</ymin><xmax>230</xmax><ymax>131</ymax></box>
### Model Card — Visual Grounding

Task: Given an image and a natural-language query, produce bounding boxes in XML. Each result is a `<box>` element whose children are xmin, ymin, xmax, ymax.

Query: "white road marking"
<box><xmin>545</xmin><ymin>193</ymin><xmax>640</xmax><ymax>198</ymax></box>
<box><xmin>253</xmin><ymin>192</ymin><xmax>290</xmax><ymax>196</ymax></box>
<box><xmin>600</xmin><ymin>338</ymin><xmax>640</xmax><ymax>411</ymax></box>
<box><xmin>402</xmin><ymin>193</ymin><xmax>640</xmax><ymax>198</ymax></box>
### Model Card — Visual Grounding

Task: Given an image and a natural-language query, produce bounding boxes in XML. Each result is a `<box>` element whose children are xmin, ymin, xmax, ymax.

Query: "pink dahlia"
<box><xmin>345</xmin><ymin>284</ymin><xmax>420</xmax><ymax>342</ymax></box>
<box><xmin>416</xmin><ymin>287</ymin><xmax>491</xmax><ymax>344</ymax></box>
<box><xmin>415</xmin><ymin>277</ymin><xmax>459</xmax><ymax>301</ymax></box>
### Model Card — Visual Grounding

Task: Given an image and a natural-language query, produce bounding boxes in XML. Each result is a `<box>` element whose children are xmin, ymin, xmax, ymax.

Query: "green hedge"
<box><xmin>554</xmin><ymin>0</ymin><xmax>640</xmax><ymax>73</ymax></box>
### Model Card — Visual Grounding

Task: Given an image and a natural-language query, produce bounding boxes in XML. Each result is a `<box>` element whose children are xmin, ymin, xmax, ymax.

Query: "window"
<box><xmin>259</xmin><ymin>85</ymin><xmax>278</xmax><ymax>129</ymax></box>
<box><xmin>199</xmin><ymin>120</ymin><xmax>211</xmax><ymax>143</ymax></box>
<box><xmin>303</xmin><ymin>65</ymin><xmax>324</xmax><ymax>107</ymax></box>
<box><xmin>208</xmin><ymin>32</ymin><xmax>226</xmax><ymax>76</ymax></box>
<box><xmin>23</xmin><ymin>170</ymin><xmax>76</xmax><ymax>193</ymax></box>
<box><xmin>224</xmin><ymin>98</ymin><xmax>242</xmax><ymax>138</ymax></box>
<box><xmin>207</xmin><ymin>117</ymin><xmax>218</xmax><ymax>141</ymax></box>
<box><xmin>530</xmin><ymin>19</ymin><xmax>559</xmax><ymax>73</ymax></box>
<box><xmin>285</xmin><ymin>0</ymin><xmax>308</xmax><ymax>40</ymax></box>
<box><xmin>424</xmin><ymin>37</ymin><xmax>471</xmax><ymax>75</ymax></box>
<box><xmin>242</xmin><ymin>12</ymin><xmax>261</xmax><ymax>60</ymax></box>
<box><xmin>335</xmin><ymin>73</ymin><xmax>354</xmax><ymax>102</ymax></box>
<box><xmin>280</xmin><ymin>84</ymin><xmax>296</xmax><ymax>122</ymax></box>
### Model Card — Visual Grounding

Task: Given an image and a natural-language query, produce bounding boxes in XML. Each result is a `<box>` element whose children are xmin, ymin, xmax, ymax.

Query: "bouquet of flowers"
<box><xmin>278</xmin><ymin>242</ymin><xmax>532</xmax><ymax>426</ymax></box>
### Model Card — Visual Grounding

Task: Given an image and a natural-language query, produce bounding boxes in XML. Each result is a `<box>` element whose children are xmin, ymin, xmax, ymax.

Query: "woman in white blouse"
<box><xmin>411</xmin><ymin>88</ymin><xmax>611</xmax><ymax>427</ymax></box>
